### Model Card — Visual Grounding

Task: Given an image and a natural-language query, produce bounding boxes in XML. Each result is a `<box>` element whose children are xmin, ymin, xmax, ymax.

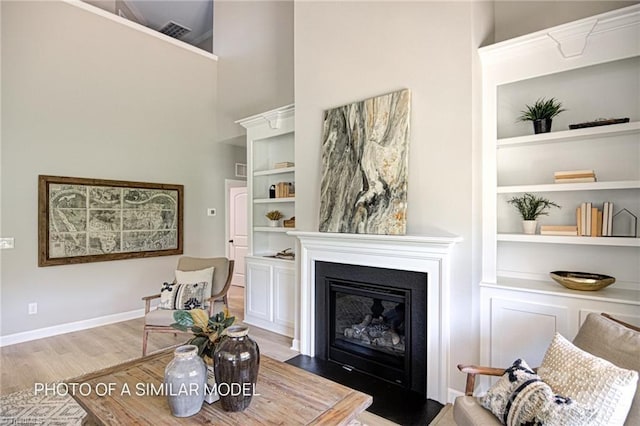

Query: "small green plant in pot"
<box><xmin>507</xmin><ymin>193</ymin><xmax>560</xmax><ymax>234</ymax></box>
<box><xmin>518</xmin><ymin>97</ymin><xmax>566</xmax><ymax>134</ymax></box>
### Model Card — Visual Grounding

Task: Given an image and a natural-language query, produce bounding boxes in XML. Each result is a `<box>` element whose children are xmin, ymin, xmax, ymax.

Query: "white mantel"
<box><xmin>289</xmin><ymin>230</ymin><xmax>461</xmax><ymax>403</ymax></box>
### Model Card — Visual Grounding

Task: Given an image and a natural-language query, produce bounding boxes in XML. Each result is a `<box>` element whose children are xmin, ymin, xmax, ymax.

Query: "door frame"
<box><xmin>224</xmin><ymin>179</ymin><xmax>247</xmax><ymax>259</ymax></box>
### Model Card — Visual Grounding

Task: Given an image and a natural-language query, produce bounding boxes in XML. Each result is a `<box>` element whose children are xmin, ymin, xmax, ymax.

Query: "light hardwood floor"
<box><xmin>0</xmin><ymin>285</ymin><xmax>295</xmax><ymax>396</ymax></box>
<box><xmin>0</xmin><ymin>286</ymin><xmax>395</xmax><ymax>425</ymax></box>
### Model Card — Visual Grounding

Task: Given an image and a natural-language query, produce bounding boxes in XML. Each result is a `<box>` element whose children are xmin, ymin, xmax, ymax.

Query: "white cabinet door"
<box><xmin>245</xmin><ymin>261</ymin><xmax>271</xmax><ymax>322</ymax></box>
<box><xmin>489</xmin><ymin>297</ymin><xmax>569</xmax><ymax>368</ymax></box>
<box><xmin>244</xmin><ymin>257</ymin><xmax>295</xmax><ymax>338</ymax></box>
<box><xmin>273</xmin><ymin>266</ymin><xmax>295</xmax><ymax>331</ymax></box>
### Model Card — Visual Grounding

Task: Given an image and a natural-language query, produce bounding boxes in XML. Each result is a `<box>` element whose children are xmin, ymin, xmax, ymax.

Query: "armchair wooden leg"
<box><xmin>142</xmin><ymin>330</ymin><xmax>149</xmax><ymax>356</ymax></box>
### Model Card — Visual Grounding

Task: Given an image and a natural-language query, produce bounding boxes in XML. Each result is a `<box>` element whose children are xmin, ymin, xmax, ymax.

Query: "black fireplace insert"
<box><xmin>315</xmin><ymin>261</ymin><xmax>427</xmax><ymax>396</ymax></box>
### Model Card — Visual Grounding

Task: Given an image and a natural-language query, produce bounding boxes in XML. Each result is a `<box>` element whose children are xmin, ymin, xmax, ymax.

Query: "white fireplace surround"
<box><xmin>289</xmin><ymin>230</ymin><xmax>461</xmax><ymax>403</ymax></box>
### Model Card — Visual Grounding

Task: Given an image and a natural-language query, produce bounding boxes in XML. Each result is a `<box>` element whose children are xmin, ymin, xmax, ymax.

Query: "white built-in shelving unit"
<box><xmin>236</xmin><ymin>105</ymin><xmax>296</xmax><ymax>338</ymax></box>
<box><xmin>478</xmin><ymin>5</ymin><xmax>640</xmax><ymax>374</ymax></box>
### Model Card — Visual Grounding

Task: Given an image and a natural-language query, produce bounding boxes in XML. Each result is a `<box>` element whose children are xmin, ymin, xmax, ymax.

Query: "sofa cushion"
<box><xmin>540</xmin><ymin>332</ymin><xmax>638</xmax><ymax>426</ymax></box>
<box><xmin>479</xmin><ymin>358</ymin><xmax>593</xmax><ymax>425</ymax></box>
<box><xmin>453</xmin><ymin>396</ymin><xmax>500</xmax><ymax>426</ymax></box>
<box><xmin>572</xmin><ymin>313</ymin><xmax>640</xmax><ymax>426</ymax></box>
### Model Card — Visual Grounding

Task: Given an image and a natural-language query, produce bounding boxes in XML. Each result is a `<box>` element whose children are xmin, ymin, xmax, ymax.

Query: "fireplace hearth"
<box><xmin>315</xmin><ymin>261</ymin><xmax>427</xmax><ymax>396</ymax></box>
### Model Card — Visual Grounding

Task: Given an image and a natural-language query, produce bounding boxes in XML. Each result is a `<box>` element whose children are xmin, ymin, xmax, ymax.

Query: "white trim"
<box><xmin>448</xmin><ymin>388</ymin><xmax>465</xmax><ymax>404</ymax></box>
<box><xmin>0</xmin><ymin>308</ymin><xmax>145</xmax><ymax>347</ymax></box>
<box><xmin>61</xmin><ymin>0</ymin><xmax>218</xmax><ymax>61</ymax></box>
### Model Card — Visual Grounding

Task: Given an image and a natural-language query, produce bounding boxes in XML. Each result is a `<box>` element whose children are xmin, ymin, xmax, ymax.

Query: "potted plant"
<box><xmin>518</xmin><ymin>97</ymin><xmax>566</xmax><ymax>134</ymax></box>
<box><xmin>265</xmin><ymin>210</ymin><xmax>284</xmax><ymax>227</ymax></box>
<box><xmin>507</xmin><ymin>193</ymin><xmax>560</xmax><ymax>234</ymax></box>
<box><xmin>172</xmin><ymin>309</ymin><xmax>236</xmax><ymax>365</ymax></box>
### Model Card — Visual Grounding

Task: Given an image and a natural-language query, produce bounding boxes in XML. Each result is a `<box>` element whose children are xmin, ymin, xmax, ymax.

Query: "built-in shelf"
<box><xmin>253</xmin><ymin>197</ymin><xmax>295</xmax><ymax>204</ymax></box>
<box><xmin>497</xmin><ymin>121</ymin><xmax>640</xmax><ymax>148</ymax></box>
<box><xmin>497</xmin><ymin>180</ymin><xmax>640</xmax><ymax>193</ymax></box>
<box><xmin>254</xmin><ymin>227</ymin><xmax>296</xmax><ymax>233</ymax></box>
<box><xmin>498</xmin><ymin>233</ymin><xmax>640</xmax><ymax>246</ymax></box>
<box><xmin>483</xmin><ymin>276</ymin><xmax>640</xmax><ymax>305</ymax></box>
<box><xmin>253</xmin><ymin>167</ymin><xmax>295</xmax><ymax>176</ymax></box>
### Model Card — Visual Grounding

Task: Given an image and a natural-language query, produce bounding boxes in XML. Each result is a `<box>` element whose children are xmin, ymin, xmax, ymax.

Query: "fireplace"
<box><xmin>315</xmin><ymin>261</ymin><xmax>427</xmax><ymax>395</ymax></box>
<box><xmin>290</xmin><ymin>231</ymin><xmax>460</xmax><ymax>402</ymax></box>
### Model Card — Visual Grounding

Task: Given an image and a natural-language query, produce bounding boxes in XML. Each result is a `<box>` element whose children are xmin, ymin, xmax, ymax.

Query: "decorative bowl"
<box><xmin>550</xmin><ymin>271</ymin><xmax>615</xmax><ymax>291</ymax></box>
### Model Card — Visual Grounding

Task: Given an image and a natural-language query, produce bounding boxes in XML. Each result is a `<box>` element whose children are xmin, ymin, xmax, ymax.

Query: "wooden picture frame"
<box><xmin>38</xmin><ymin>175</ymin><xmax>183</xmax><ymax>266</ymax></box>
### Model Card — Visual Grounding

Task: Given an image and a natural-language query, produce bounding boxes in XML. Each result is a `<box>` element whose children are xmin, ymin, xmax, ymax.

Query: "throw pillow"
<box><xmin>480</xmin><ymin>358</ymin><xmax>594</xmax><ymax>426</ymax></box>
<box><xmin>539</xmin><ymin>332</ymin><xmax>639</xmax><ymax>426</ymax></box>
<box><xmin>158</xmin><ymin>281</ymin><xmax>207</xmax><ymax>310</ymax></box>
<box><xmin>175</xmin><ymin>267</ymin><xmax>215</xmax><ymax>306</ymax></box>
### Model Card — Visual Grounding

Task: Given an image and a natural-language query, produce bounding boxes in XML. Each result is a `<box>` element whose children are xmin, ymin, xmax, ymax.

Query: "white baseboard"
<box><xmin>448</xmin><ymin>388</ymin><xmax>465</xmax><ymax>403</ymax></box>
<box><xmin>0</xmin><ymin>308</ymin><xmax>145</xmax><ymax>347</ymax></box>
<box><xmin>291</xmin><ymin>339</ymin><xmax>300</xmax><ymax>352</ymax></box>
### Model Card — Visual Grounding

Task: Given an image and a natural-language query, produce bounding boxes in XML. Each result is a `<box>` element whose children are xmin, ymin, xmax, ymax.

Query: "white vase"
<box><xmin>522</xmin><ymin>220</ymin><xmax>537</xmax><ymax>235</ymax></box>
<box><xmin>268</xmin><ymin>220</ymin><xmax>279</xmax><ymax>227</ymax></box>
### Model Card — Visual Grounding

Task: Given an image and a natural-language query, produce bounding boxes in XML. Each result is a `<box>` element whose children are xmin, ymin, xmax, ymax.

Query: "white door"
<box><xmin>229</xmin><ymin>186</ymin><xmax>248</xmax><ymax>287</ymax></box>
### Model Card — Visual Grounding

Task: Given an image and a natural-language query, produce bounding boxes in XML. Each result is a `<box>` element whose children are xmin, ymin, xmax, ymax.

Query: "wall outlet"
<box><xmin>0</xmin><ymin>237</ymin><xmax>14</xmax><ymax>249</ymax></box>
<box><xmin>28</xmin><ymin>303</ymin><xmax>37</xmax><ymax>315</ymax></box>
<box><xmin>207</xmin><ymin>208</ymin><xmax>217</xmax><ymax>217</ymax></box>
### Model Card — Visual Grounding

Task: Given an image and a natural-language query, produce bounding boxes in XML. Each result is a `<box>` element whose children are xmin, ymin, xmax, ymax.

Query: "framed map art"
<box><xmin>38</xmin><ymin>175</ymin><xmax>183</xmax><ymax>266</ymax></box>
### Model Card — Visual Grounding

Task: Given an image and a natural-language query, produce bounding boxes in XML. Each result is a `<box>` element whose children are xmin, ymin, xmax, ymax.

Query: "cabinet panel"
<box><xmin>274</xmin><ymin>267</ymin><xmax>295</xmax><ymax>329</ymax></box>
<box><xmin>489</xmin><ymin>297</ymin><xmax>569</xmax><ymax>367</ymax></box>
<box><xmin>246</xmin><ymin>262</ymin><xmax>271</xmax><ymax>321</ymax></box>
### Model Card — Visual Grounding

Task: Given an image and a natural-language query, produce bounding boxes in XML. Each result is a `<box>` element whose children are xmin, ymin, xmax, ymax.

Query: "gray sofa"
<box><xmin>453</xmin><ymin>313</ymin><xmax>640</xmax><ymax>425</ymax></box>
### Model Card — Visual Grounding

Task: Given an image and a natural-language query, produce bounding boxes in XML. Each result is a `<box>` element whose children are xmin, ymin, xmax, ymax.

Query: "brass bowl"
<box><xmin>550</xmin><ymin>271</ymin><xmax>616</xmax><ymax>291</ymax></box>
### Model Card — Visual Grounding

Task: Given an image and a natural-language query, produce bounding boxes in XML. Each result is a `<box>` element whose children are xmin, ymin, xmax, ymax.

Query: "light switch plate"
<box><xmin>0</xmin><ymin>238</ymin><xmax>14</xmax><ymax>249</ymax></box>
<box><xmin>207</xmin><ymin>208</ymin><xmax>216</xmax><ymax>217</ymax></box>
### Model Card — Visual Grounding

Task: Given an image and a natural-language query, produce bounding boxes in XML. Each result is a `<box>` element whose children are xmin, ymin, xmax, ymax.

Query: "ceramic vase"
<box><xmin>268</xmin><ymin>220</ymin><xmax>280</xmax><ymax>227</ymax></box>
<box><xmin>164</xmin><ymin>345</ymin><xmax>207</xmax><ymax>417</ymax></box>
<box><xmin>213</xmin><ymin>325</ymin><xmax>260</xmax><ymax>412</ymax></box>
<box><xmin>522</xmin><ymin>220</ymin><xmax>538</xmax><ymax>235</ymax></box>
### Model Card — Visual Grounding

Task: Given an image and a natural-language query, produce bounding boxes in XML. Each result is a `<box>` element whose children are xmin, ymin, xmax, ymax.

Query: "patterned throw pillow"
<box><xmin>480</xmin><ymin>358</ymin><xmax>594</xmax><ymax>425</ymax></box>
<box><xmin>539</xmin><ymin>333</ymin><xmax>639</xmax><ymax>426</ymax></box>
<box><xmin>158</xmin><ymin>282</ymin><xmax>207</xmax><ymax>310</ymax></box>
<box><xmin>175</xmin><ymin>267</ymin><xmax>215</xmax><ymax>306</ymax></box>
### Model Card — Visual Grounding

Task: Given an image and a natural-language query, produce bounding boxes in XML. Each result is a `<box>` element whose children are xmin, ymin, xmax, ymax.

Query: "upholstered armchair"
<box><xmin>142</xmin><ymin>256</ymin><xmax>234</xmax><ymax>355</ymax></box>
<box><xmin>454</xmin><ymin>313</ymin><xmax>640</xmax><ymax>426</ymax></box>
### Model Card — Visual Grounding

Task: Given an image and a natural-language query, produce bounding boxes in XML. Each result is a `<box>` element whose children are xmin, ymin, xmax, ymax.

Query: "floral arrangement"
<box><xmin>265</xmin><ymin>210</ymin><xmax>284</xmax><ymax>221</ymax></box>
<box><xmin>171</xmin><ymin>309</ymin><xmax>235</xmax><ymax>364</ymax></box>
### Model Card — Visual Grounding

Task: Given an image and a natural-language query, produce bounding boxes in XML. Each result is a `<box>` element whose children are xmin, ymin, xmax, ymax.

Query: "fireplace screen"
<box><xmin>329</xmin><ymin>280</ymin><xmax>409</xmax><ymax>382</ymax></box>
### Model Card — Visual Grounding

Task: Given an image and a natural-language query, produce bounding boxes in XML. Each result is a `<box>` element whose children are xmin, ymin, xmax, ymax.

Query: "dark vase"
<box><xmin>533</xmin><ymin>118</ymin><xmax>552</xmax><ymax>134</ymax></box>
<box><xmin>213</xmin><ymin>325</ymin><xmax>260</xmax><ymax>412</ymax></box>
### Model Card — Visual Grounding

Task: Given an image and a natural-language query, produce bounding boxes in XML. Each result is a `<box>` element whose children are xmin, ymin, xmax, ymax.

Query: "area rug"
<box><xmin>0</xmin><ymin>386</ymin><xmax>85</xmax><ymax>425</ymax></box>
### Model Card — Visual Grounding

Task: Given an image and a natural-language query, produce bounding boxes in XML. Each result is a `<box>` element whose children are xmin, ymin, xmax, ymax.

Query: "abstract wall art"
<box><xmin>319</xmin><ymin>89</ymin><xmax>411</xmax><ymax>234</ymax></box>
<box><xmin>38</xmin><ymin>175</ymin><xmax>183</xmax><ymax>266</ymax></box>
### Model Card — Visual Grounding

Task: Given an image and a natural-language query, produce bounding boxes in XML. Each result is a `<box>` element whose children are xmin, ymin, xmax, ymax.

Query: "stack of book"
<box><xmin>554</xmin><ymin>170</ymin><xmax>596</xmax><ymax>183</ymax></box>
<box><xmin>275</xmin><ymin>182</ymin><xmax>295</xmax><ymax>198</ymax></box>
<box><xmin>540</xmin><ymin>225</ymin><xmax>578</xmax><ymax>236</ymax></box>
<box><xmin>575</xmin><ymin>202</ymin><xmax>614</xmax><ymax>236</ymax></box>
<box><xmin>274</xmin><ymin>161</ymin><xmax>294</xmax><ymax>169</ymax></box>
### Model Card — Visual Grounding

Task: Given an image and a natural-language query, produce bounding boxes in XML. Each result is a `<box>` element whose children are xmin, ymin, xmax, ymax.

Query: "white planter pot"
<box><xmin>522</xmin><ymin>220</ymin><xmax>538</xmax><ymax>235</ymax></box>
<box><xmin>268</xmin><ymin>220</ymin><xmax>280</xmax><ymax>227</ymax></box>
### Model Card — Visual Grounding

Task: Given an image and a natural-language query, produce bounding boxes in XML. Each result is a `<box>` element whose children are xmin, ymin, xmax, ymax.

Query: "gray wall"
<box><xmin>213</xmin><ymin>0</ymin><xmax>294</xmax><ymax>144</ymax></box>
<box><xmin>0</xmin><ymin>1</ymin><xmax>243</xmax><ymax>336</ymax></box>
<box><xmin>294</xmin><ymin>0</ymin><xmax>493</xmax><ymax>396</ymax></box>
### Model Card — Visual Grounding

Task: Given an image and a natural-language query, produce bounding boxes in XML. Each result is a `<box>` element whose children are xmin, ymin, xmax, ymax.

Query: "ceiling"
<box><xmin>123</xmin><ymin>0</ymin><xmax>213</xmax><ymax>48</ymax></box>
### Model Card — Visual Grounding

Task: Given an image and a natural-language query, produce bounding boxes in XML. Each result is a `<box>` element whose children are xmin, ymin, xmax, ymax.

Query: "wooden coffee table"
<box><xmin>69</xmin><ymin>350</ymin><xmax>372</xmax><ymax>425</ymax></box>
